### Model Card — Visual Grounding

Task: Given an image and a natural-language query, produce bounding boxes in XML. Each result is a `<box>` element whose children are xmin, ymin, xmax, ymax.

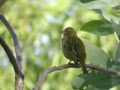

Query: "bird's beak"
<box><xmin>60</xmin><ymin>31</ymin><xmax>64</xmax><ymax>33</ymax></box>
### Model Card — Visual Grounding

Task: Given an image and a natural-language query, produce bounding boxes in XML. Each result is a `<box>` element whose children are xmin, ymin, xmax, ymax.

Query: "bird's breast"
<box><xmin>62</xmin><ymin>38</ymin><xmax>75</xmax><ymax>60</ymax></box>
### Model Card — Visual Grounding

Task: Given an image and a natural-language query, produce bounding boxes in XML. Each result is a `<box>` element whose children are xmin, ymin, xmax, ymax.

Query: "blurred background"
<box><xmin>0</xmin><ymin>0</ymin><xmax>118</xmax><ymax>90</ymax></box>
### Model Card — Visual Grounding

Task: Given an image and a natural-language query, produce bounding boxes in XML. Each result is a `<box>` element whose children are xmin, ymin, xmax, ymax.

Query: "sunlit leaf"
<box><xmin>79</xmin><ymin>0</ymin><xmax>120</xmax><ymax>9</ymax></box>
<box><xmin>93</xmin><ymin>9</ymin><xmax>120</xmax><ymax>24</ymax></box>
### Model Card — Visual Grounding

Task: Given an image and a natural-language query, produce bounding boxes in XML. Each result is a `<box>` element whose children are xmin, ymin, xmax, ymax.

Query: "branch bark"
<box><xmin>0</xmin><ymin>15</ymin><xmax>24</xmax><ymax>90</ymax></box>
<box><xmin>33</xmin><ymin>64</ymin><xmax>120</xmax><ymax>90</ymax></box>
<box><xmin>0</xmin><ymin>37</ymin><xmax>24</xmax><ymax>78</ymax></box>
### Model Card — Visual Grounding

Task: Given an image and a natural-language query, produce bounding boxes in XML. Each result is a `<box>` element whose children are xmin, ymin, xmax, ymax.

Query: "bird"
<box><xmin>61</xmin><ymin>27</ymin><xmax>88</xmax><ymax>74</ymax></box>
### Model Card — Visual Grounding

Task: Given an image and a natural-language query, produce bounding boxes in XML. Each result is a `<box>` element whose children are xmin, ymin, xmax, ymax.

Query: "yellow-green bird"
<box><xmin>61</xmin><ymin>27</ymin><xmax>88</xmax><ymax>74</ymax></box>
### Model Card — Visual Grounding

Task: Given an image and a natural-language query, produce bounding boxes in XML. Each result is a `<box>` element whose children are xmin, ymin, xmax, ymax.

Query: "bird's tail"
<box><xmin>82</xmin><ymin>65</ymin><xmax>88</xmax><ymax>75</ymax></box>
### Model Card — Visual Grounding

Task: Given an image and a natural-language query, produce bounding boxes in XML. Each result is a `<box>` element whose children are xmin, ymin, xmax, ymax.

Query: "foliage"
<box><xmin>72</xmin><ymin>0</ymin><xmax>120</xmax><ymax>90</ymax></box>
<box><xmin>0</xmin><ymin>0</ymin><xmax>120</xmax><ymax>90</ymax></box>
<box><xmin>72</xmin><ymin>71</ymin><xmax>120</xmax><ymax>90</ymax></box>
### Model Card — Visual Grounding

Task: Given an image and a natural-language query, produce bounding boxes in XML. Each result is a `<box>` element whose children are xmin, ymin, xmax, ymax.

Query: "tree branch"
<box><xmin>32</xmin><ymin>64</ymin><xmax>120</xmax><ymax>90</ymax></box>
<box><xmin>0</xmin><ymin>14</ymin><xmax>24</xmax><ymax>90</ymax></box>
<box><xmin>0</xmin><ymin>37</ymin><xmax>24</xmax><ymax>78</ymax></box>
<box><xmin>0</xmin><ymin>14</ymin><xmax>22</xmax><ymax>63</ymax></box>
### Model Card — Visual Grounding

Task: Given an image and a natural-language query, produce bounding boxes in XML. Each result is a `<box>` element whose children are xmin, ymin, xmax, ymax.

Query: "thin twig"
<box><xmin>0</xmin><ymin>37</ymin><xmax>24</xmax><ymax>78</ymax></box>
<box><xmin>32</xmin><ymin>64</ymin><xmax>120</xmax><ymax>90</ymax></box>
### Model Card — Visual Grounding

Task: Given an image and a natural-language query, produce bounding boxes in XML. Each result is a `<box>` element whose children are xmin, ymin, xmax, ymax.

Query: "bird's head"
<box><xmin>62</xmin><ymin>27</ymin><xmax>77</xmax><ymax>38</ymax></box>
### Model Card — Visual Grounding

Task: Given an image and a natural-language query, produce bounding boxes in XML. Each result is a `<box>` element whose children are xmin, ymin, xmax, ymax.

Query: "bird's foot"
<box><xmin>68</xmin><ymin>61</ymin><xmax>73</xmax><ymax>65</ymax></box>
<box><xmin>74</xmin><ymin>62</ymin><xmax>79</xmax><ymax>65</ymax></box>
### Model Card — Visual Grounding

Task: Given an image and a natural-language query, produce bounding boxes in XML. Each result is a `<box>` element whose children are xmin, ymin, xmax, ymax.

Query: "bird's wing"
<box><xmin>71</xmin><ymin>46</ymin><xmax>79</xmax><ymax>63</ymax></box>
<box><xmin>72</xmin><ymin>37</ymin><xmax>86</xmax><ymax>63</ymax></box>
<box><xmin>66</xmin><ymin>37</ymin><xmax>80</xmax><ymax>63</ymax></box>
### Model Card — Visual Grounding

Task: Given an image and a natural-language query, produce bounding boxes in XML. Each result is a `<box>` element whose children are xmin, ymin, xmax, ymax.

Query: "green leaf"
<box><xmin>71</xmin><ymin>71</ymin><xmax>120</xmax><ymax>90</ymax></box>
<box><xmin>86</xmin><ymin>85</ymin><xmax>105</xmax><ymax>90</ymax></box>
<box><xmin>79</xmin><ymin>0</ymin><xmax>120</xmax><ymax>9</ymax></box>
<box><xmin>79</xmin><ymin>0</ymin><xmax>96</xmax><ymax>3</ymax></box>
<box><xmin>81</xmin><ymin>20</ymin><xmax>114</xmax><ymax>36</ymax></box>
<box><xmin>115</xmin><ymin>42</ymin><xmax>120</xmax><ymax>61</ymax></box>
<box><xmin>113</xmin><ymin>42</ymin><xmax>120</xmax><ymax>68</ymax></box>
<box><xmin>83</xmin><ymin>40</ymin><xmax>109</xmax><ymax>68</ymax></box>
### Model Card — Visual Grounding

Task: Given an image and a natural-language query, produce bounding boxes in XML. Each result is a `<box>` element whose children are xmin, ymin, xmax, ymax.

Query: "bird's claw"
<box><xmin>68</xmin><ymin>61</ymin><xmax>73</xmax><ymax>65</ymax></box>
